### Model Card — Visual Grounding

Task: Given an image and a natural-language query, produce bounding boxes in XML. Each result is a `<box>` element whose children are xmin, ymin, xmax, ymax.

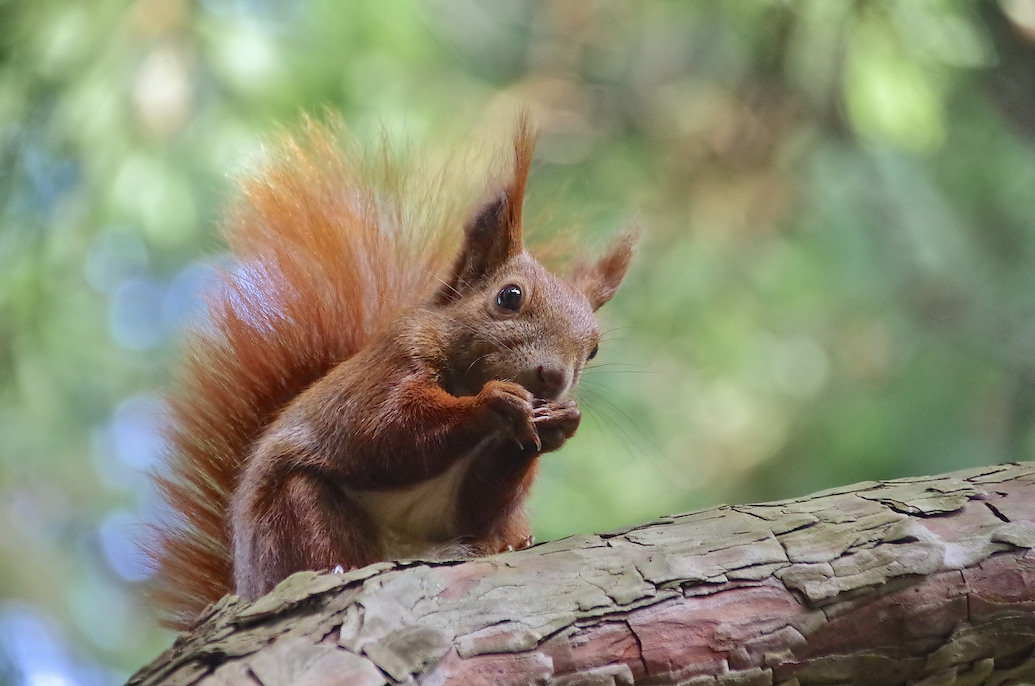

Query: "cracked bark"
<box><xmin>129</xmin><ymin>462</ymin><xmax>1035</xmax><ymax>686</ymax></box>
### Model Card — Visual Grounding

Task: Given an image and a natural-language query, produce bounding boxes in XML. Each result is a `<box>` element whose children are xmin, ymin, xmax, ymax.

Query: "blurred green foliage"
<box><xmin>3</xmin><ymin>0</ymin><xmax>1035</xmax><ymax>681</ymax></box>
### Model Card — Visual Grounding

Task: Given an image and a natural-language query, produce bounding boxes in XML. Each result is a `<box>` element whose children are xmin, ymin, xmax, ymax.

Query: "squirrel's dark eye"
<box><xmin>587</xmin><ymin>344</ymin><xmax>599</xmax><ymax>361</ymax></box>
<box><xmin>496</xmin><ymin>284</ymin><xmax>523</xmax><ymax>312</ymax></box>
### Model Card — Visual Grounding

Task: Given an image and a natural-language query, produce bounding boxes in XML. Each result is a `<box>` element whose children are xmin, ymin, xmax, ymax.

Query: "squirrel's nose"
<box><xmin>536</xmin><ymin>366</ymin><xmax>569</xmax><ymax>400</ymax></box>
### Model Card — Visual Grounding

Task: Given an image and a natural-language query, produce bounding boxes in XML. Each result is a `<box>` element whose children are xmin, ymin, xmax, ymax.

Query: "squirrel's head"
<box><xmin>430</xmin><ymin>118</ymin><xmax>634</xmax><ymax>400</ymax></box>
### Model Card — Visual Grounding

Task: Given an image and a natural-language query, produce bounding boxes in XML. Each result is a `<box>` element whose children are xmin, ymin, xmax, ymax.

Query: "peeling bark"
<box><xmin>129</xmin><ymin>463</ymin><xmax>1035</xmax><ymax>686</ymax></box>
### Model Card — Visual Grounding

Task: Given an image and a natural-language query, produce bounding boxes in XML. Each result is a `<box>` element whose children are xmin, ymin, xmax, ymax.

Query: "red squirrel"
<box><xmin>147</xmin><ymin>114</ymin><xmax>633</xmax><ymax>629</ymax></box>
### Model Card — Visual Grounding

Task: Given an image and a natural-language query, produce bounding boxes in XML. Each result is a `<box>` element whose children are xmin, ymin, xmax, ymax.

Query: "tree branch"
<box><xmin>129</xmin><ymin>463</ymin><xmax>1035</xmax><ymax>685</ymax></box>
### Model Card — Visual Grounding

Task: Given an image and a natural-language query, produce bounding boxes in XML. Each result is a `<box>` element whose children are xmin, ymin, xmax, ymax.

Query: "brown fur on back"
<box><xmin>146</xmin><ymin>119</ymin><xmax>475</xmax><ymax>629</ymax></box>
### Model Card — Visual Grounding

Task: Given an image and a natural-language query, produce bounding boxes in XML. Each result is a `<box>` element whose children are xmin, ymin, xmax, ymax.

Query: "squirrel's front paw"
<box><xmin>532</xmin><ymin>399</ymin><xmax>581</xmax><ymax>452</ymax></box>
<box><xmin>478</xmin><ymin>380</ymin><xmax>540</xmax><ymax>451</ymax></box>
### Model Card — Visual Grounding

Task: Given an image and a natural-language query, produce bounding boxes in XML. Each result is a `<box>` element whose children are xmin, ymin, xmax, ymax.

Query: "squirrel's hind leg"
<box><xmin>233</xmin><ymin>470</ymin><xmax>379</xmax><ymax>600</ymax></box>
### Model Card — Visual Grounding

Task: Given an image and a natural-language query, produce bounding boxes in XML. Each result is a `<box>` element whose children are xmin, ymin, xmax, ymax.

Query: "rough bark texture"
<box><xmin>129</xmin><ymin>462</ymin><xmax>1035</xmax><ymax>686</ymax></box>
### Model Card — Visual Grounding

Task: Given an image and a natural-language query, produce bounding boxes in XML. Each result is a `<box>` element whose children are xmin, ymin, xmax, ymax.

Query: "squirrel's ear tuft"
<box><xmin>434</xmin><ymin>114</ymin><xmax>538</xmax><ymax>304</ymax></box>
<box><xmin>572</xmin><ymin>229</ymin><xmax>637</xmax><ymax>310</ymax></box>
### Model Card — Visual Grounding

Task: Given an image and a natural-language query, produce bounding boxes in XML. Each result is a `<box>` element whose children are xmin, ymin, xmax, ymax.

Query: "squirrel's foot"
<box><xmin>499</xmin><ymin>534</ymin><xmax>535</xmax><ymax>553</ymax></box>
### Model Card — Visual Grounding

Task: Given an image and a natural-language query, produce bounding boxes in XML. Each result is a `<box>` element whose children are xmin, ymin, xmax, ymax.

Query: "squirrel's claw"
<box><xmin>514</xmin><ymin>425</ymin><xmax>542</xmax><ymax>452</ymax></box>
<box><xmin>499</xmin><ymin>534</ymin><xmax>535</xmax><ymax>554</ymax></box>
<box><xmin>530</xmin><ymin>429</ymin><xmax>542</xmax><ymax>452</ymax></box>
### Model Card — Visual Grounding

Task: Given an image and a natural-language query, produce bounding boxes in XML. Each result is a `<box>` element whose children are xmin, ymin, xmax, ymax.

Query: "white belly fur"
<box><xmin>344</xmin><ymin>438</ymin><xmax>490</xmax><ymax>559</ymax></box>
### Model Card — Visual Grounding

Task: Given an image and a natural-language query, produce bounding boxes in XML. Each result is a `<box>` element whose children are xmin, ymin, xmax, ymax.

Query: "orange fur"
<box><xmin>145</xmin><ymin>114</ymin><xmax>633</xmax><ymax>630</ymax></box>
<box><xmin>147</xmin><ymin>121</ymin><xmax>461</xmax><ymax>628</ymax></box>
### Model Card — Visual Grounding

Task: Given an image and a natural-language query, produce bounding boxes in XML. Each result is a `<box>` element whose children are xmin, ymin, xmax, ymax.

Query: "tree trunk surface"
<box><xmin>129</xmin><ymin>462</ymin><xmax>1035</xmax><ymax>686</ymax></box>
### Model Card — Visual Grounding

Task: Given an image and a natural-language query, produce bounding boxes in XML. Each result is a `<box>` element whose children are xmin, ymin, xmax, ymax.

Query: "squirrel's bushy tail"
<box><xmin>146</xmin><ymin>120</ymin><xmax>477</xmax><ymax>629</ymax></box>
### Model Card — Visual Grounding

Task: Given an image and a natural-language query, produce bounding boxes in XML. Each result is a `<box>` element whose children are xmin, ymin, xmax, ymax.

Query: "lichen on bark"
<box><xmin>129</xmin><ymin>462</ymin><xmax>1035</xmax><ymax>686</ymax></box>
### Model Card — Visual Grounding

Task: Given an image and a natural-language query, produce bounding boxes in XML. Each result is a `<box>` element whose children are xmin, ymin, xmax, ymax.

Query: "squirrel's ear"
<box><xmin>572</xmin><ymin>230</ymin><xmax>636</xmax><ymax>310</ymax></box>
<box><xmin>435</xmin><ymin>115</ymin><xmax>537</xmax><ymax>304</ymax></box>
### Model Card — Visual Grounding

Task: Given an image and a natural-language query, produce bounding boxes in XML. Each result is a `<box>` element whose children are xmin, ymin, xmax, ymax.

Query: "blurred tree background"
<box><xmin>3</xmin><ymin>0</ymin><xmax>1035</xmax><ymax>682</ymax></box>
